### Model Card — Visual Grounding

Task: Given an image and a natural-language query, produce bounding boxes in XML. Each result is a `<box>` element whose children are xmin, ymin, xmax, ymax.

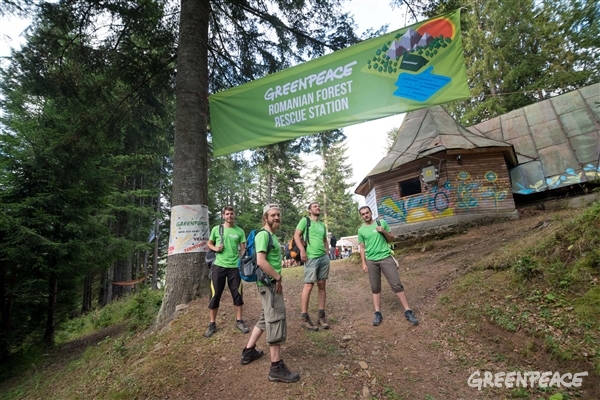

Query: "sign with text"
<box><xmin>168</xmin><ymin>205</ymin><xmax>209</xmax><ymax>256</ymax></box>
<box><xmin>209</xmin><ymin>10</ymin><xmax>469</xmax><ymax>156</ymax></box>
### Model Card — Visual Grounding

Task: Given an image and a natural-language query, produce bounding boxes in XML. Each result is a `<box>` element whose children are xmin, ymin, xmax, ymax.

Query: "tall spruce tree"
<box><xmin>252</xmin><ymin>142</ymin><xmax>304</xmax><ymax>241</ymax></box>
<box><xmin>0</xmin><ymin>0</ymin><xmax>176</xmax><ymax>352</ymax></box>
<box><xmin>306</xmin><ymin>132</ymin><xmax>361</xmax><ymax>237</ymax></box>
<box><xmin>158</xmin><ymin>0</ymin><xmax>361</xmax><ymax>323</ymax></box>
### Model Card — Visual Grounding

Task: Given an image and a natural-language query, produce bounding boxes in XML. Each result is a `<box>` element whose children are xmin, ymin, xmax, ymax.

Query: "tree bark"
<box><xmin>43</xmin><ymin>274</ymin><xmax>57</xmax><ymax>347</ymax></box>
<box><xmin>82</xmin><ymin>271</ymin><xmax>92</xmax><ymax>313</ymax></box>
<box><xmin>152</xmin><ymin>186</ymin><xmax>160</xmax><ymax>290</ymax></box>
<box><xmin>156</xmin><ymin>0</ymin><xmax>210</xmax><ymax>324</ymax></box>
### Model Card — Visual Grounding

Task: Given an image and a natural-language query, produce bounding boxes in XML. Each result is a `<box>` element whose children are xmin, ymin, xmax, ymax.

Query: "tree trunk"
<box><xmin>0</xmin><ymin>261</ymin><xmax>13</xmax><ymax>360</ymax></box>
<box><xmin>123</xmin><ymin>256</ymin><xmax>132</xmax><ymax>295</ymax></box>
<box><xmin>152</xmin><ymin>186</ymin><xmax>160</xmax><ymax>290</ymax></box>
<box><xmin>82</xmin><ymin>271</ymin><xmax>92</xmax><ymax>313</ymax></box>
<box><xmin>112</xmin><ymin>260</ymin><xmax>123</xmax><ymax>299</ymax></box>
<box><xmin>156</xmin><ymin>0</ymin><xmax>210</xmax><ymax>324</ymax></box>
<box><xmin>43</xmin><ymin>273</ymin><xmax>57</xmax><ymax>347</ymax></box>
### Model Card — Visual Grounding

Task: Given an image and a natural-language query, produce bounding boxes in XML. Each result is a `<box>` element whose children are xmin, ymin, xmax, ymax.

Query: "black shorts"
<box><xmin>208</xmin><ymin>265</ymin><xmax>244</xmax><ymax>309</ymax></box>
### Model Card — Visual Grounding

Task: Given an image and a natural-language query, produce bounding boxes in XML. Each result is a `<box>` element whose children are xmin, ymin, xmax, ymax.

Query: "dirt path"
<box><xmin>119</xmin><ymin>208</ymin><xmax>600</xmax><ymax>400</ymax></box>
<box><xmin>22</xmin><ymin>209</ymin><xmax>597</xmax><ymax>399</ymax></box>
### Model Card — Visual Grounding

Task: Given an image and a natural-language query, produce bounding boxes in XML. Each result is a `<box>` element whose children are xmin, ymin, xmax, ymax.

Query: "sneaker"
<box><xmin>236</xmin><ymin>319</ymin><xmax>250</xmax><ymax>334</ymax></box>
<box><xmin>268</xmin><ymin>360</ymin><xmax>300</xmax><ymax>383</ymax></box>
<box><xmin>372</xmin><ymin>311</ymin><xmax>382</xmax><ymax>326</ymax></box>
<box><xmin>405</xmin><ymin>309</ymin><xmax>419</xmax><ymax>325</ymax></box>
<box><xmin>317</xmin><ymin>311</ymin><xmax>330</xmax><ymax>330</ymax></box>
<box><xmin>301</xmin><ymin>314</ymin><xmax>319</xmax><ymax>332</ymax></box>
<box><xmin>204</xmin><ymin>322</ymin><xmax>216</xmax><ymax>338</ymax></box>
<box><xmin>241</xmin><ymin>347</ymin><xmax>264</xmax><ymax>365</ymax></box>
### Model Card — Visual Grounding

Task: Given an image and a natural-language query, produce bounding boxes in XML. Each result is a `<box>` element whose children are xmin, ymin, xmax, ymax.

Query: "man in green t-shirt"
<box><xmin>204</xmin><ymin>206</ymin><xmax>247</xmax><ymax>338</ymax></box>
<box><xmin>240</xmin><ymin>204</ymin><xmax>300</xmax><ymax>383</ymax></box>
<box><xmin>358</xmin><ymin>206</ymin><xmax>418</xmax><ymax>327</ymax></box>
<box><xmin>294</xmin><ymin>202</ymin><xmax>330</xmax><ymax>331</ymax></box>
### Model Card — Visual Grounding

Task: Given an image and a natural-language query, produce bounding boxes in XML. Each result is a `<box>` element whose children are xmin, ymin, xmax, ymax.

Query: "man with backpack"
<box><xmin>357</xmin><ymin>206</ymin><xmax>418</xmax><ymax>327</ymax></box>
<box><xmin>240</xmin><ymin>204</ymin><xmax>300</xmax><ymax>383</ymax></box>
<box><xmin>204</xmin><ymin>206</ymin><xmax>248</xmax><ymax>338</ymax></box>
<box><xmin>294</xmin><ymin>202</ymin><xmax>330</xmax><ymax>331</ymax></box>
<box><xmin>329</xmin><ymin>233</ymin><xmax>337</xmax><ymax>260</ymax></box>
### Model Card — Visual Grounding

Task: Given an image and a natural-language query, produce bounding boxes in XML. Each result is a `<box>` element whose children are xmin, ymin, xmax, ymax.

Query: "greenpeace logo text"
<box><xmin>467</xmin><ymin>370</ymin><xmax>588</xmax><ymax>390</ymax></box>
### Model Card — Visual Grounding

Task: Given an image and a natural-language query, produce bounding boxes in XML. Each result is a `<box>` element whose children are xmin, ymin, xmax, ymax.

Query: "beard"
<box><xmin>268</xmin><ymin>221</ymin><xmax>280</xmax><ymax>231</ymax></box>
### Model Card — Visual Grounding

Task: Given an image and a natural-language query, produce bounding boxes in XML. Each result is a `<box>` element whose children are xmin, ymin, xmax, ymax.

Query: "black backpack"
<box><xmin>289</xmin><ymin>216</ymin><xmax>310</xmax><ymax>262</ymax></box>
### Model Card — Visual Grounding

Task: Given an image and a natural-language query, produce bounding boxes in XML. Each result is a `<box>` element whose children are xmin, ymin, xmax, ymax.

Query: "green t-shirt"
<box><xmin>209</xmin><ymin>225</ymin><xmax>246</xmax><ymax>268</ymax></box>
<box><xmin>295</xmin><ymin>217</ymin><xmax>326</xmax><ymax>258</ymax></box>
<box><xmin>358</xmin><ymin>219</ymin><xmax>393</xmax><ymax>261</ymax></box>
<box><xmin>255</xmin><ymin>230</ymin><xmax>281</xmax><ymax>286</ymax></box>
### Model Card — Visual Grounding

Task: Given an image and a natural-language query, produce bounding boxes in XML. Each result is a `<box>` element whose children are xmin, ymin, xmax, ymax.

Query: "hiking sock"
<box><xmin>301</xmin><ymin>312</ymin><xmax>308</xmax><ymax>318</ymax></box>
<box><xmin>271</xmin><ymin>360</ymin><xmax>283</xmax><ymax>367</ymax></box>
<box><xmin>318</xmin><ymin>309</ymin><xmax>325</xmax><ymax>317</ymax></box>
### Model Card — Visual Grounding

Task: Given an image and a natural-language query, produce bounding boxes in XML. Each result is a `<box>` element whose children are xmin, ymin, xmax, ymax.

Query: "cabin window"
<box><xmin>399</xmin><ymin>177</ymin><xmax>422</xmax><ymax>197</ymax></box>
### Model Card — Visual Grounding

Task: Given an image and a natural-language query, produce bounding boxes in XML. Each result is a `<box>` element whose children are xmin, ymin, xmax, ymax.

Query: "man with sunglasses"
<box><xmin>358</xmin><ymin>206</ymin><xmax>418</xmax><ymax>327</ymax></box>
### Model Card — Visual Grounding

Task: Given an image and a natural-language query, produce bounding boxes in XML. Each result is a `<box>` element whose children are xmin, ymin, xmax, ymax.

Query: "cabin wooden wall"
<box><xmin>371</xmin><ymin>150</ymin><xmax>516</xmax><ymax>226</ymax></box>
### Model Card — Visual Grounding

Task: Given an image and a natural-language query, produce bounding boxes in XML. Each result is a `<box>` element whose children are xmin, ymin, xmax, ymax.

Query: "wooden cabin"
<box><xmin>355</xmin><ymin>84</ymin><xmax>599</xmax><ymax>236</ymax></box>
<box><xmin>355</xmin><ymin>106</ymin><xmax>519</xmax><ymax>235</ymax></box>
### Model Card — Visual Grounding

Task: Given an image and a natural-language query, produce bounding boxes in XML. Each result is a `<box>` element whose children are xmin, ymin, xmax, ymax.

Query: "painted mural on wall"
<box><xmin>480</xmin><ymin>171</ymin><xmax>508</xmax><ymax>210</ymax></box>
<box><xmin>512</xmin><ymin>164</ymin><xmax>600</xmax><ymax>195</ymax></box>
<box><xmin>379</xmin><ymin>170</ymin><xmax>510</xmax><ymax>224</ymax></box>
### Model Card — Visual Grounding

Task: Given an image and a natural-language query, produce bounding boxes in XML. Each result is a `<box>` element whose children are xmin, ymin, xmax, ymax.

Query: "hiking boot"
<box><xmin>268</xmin><ymin>360</ymin><xmax>300</xmax><ymax>383</ymax></box>
<box><xmin>236</xmin><ymin>319</ymin><xmax>250</xmax><ymax>334</ymax></box>
<box><xmin>405</xmin><ymin>309</ymin><xmax>419</xmax><ymax>325</ymax></box>
<box><xmin>241</xmin><ymin>347</ymin><xmax>264</xmax><ymax>365</ymax></box>
<box><xmin>204</xmin><ymin>322</ymin><xmax>216</xmax><ymax>338</ymax></box>
<box><xmin>317</xmin><ymin>311</ymin><xmax>330</xmax><ymax>330</ymax></box>
<box><xmin>301</xmin><ymin>314</ymin><xmax>319</xmax><ymax>331</ymax></box>
<box><xmin>372</xmin><ymin>311</ymin><xmax>382</xmax><ymax>326</ymax></box>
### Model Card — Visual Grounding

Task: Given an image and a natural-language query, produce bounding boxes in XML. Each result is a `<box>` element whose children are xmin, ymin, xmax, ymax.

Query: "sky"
<box><xmin>332</xmin><ymin>1</ymin><xmax>420</xmax><ymax>200</ymax></box>
<box><xmin>0</xmin><ymin>1</ymin><xmax>420</xmax><ymax>202</ymax></box>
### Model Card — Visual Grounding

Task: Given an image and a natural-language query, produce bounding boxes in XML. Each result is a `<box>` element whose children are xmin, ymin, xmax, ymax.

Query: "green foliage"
<box><xmin>305</xmin><ymin>131</ymin><xmax>363</xmax><ymax>238</ymax></box>
<box><xmin>385</xmin><ymin>126</ymin><xmax>400</xmax><ymax>153</ymax></box>
<box><xmin>0</xmin><ymin>0</ymin><xmax>175</xmax><ymax>356</ymax></box>
<box><xmin>55</xmin><ymin>288</ymin><xmax>162</xmax><ymax>345</ymax></box>
<box><xmin>414</xmin><ymin>0</ymin><xmax>600</xmax><ymax>124</ymax></box>
<box><xmin>574</xmin><ymin>287</ymin><xmax>600</xmax><ymax>328</ymax></box>
<box><xmin>123</xmin><ymin>288</ymin><xmax>163</xmax><ymax>331</ymax></box>
<box><xmin>252</xmin><ymin>142</ymin><xmax>305</xmax><ymax>240</ymax></box>
<box><xmin>511</xmin><ymin>255</ymin><xmax>540</xmax><ymax>280</ymax></box>
<box><xmin>382</xmin><ymin>386</ymin><xmax>404</xmax><ymax>399</ymax></box>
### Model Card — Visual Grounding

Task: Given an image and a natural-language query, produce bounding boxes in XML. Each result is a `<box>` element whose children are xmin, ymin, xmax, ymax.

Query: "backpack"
<box><xmin>288</xmin><ymin>216</ymin><xmax>310</xmax><ymax>262</ymax></box>
<box><xmin>238</xmin><ymin>229</ymin><xmax>274</xmax><ymax>283</ymax></box>
<box><xmin>205</xmin><ymin>224</ymin><xmax>224</xmax><ymax>269</ymax></box>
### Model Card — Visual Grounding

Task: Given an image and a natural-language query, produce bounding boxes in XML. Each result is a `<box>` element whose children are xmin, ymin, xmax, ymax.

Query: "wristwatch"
<box><xmin>275</xmin><ymin>276</ymin><xmax>282</xmax><ymax>283</ymax></box>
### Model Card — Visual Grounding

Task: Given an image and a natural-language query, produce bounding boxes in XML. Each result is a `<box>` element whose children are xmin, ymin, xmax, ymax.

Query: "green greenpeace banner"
<box><xmin>209</xmin><ymin>10</ymin><xmax>469</xmax><ymax>156</ymax></box>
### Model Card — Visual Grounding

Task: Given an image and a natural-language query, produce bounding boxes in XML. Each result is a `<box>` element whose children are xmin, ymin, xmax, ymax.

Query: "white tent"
<box><xmin>336</xmin><ymin>239</ymin><xmax>353</xmax><ymax>247</ymax></box>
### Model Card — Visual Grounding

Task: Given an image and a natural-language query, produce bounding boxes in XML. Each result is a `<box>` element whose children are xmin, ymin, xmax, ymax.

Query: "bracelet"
<box><xmin>275</xmin><ymin>276</ymin><xmax>282</xmax><ymax>283</ymax></box>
